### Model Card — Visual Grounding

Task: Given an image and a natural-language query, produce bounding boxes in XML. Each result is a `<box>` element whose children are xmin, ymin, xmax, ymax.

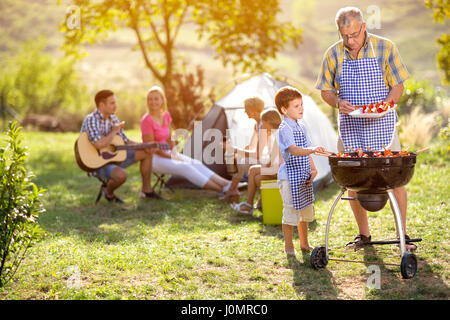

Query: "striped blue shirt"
<box><xmin>276</xmin><ymin>117</ymin><xmax>312</xmax><ymax>180</ymax></box>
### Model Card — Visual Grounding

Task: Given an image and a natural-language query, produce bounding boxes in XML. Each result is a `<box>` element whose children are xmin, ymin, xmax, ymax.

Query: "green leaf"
<box><xmin>0</xmin><ymin>122</ymin><xmax>46</xmax><ymax>287</ymax></box>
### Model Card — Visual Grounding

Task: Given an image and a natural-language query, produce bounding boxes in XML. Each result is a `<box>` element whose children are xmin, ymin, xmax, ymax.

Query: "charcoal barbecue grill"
<box><xmin>310</xmin><ymin>151</ymin><xmax>422</xmax><ymax>279</ymax></box>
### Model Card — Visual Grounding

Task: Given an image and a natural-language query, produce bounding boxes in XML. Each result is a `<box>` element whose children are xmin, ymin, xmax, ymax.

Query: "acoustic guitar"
<box><xmin>74</xmin><ymin>132</ymin><xmax>170</xmax><ymax>172</ymax></box>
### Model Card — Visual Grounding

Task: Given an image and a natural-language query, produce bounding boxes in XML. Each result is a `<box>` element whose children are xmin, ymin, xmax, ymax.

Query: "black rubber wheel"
<box><xmin>400</xmin><ymin>252</ymin><xmax>417</xmax><ymax>279</ymax></box>
<box><xmin>310</xmin><ymin>246</ymin><xmax>328</xmax><ymax>270</ymax></box>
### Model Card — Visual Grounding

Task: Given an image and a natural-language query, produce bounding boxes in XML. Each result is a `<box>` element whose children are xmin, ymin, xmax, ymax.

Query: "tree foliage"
<box><xmin>0</xmin><ymin>0</ymin><xmax>63</xmax><ymax>52</ymax></box>
<box><xmin>59</xmin><ymin>0</ymin><xmax>302</xmax><ymax>127</ymax></box>
<box><xmin>424</xmin><ymin>0</ymin><xmax>450</xmax><ymax>85</ymax></box>
<box><xmin>0</xmin><ymin>38</ymin><xmax>89</xmax><ymax>116</ymax></box>
<box><xmin>0</xmin><ymin>122</ymin><xmax>46</xmax><ymax>288</ymax></box>
<box><xmin>397</xmin><ymin>78</ymin><xmax>444</xmax><ymax>117</ymax></box>
<box><xmin>192</xmin><ymin>0</ymin><xmax>302</xmax><ymax>72</ymax></box>
<box><xmin>166</xmin><ymin>65</ymin><xmax>214</xmax><ymax>129</ymax></box>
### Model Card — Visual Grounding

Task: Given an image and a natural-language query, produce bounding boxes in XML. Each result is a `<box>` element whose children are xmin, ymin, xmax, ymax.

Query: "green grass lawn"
<box><xmin>0</xmin><ymin>130</ymin><xmax>448</xmax><ymax>300</ymax></box>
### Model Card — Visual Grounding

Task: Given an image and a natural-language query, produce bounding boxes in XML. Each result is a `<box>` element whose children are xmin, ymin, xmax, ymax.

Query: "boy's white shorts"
<box><xmin>278</xmin><ymin>179</ymin><xmax>315</xmax><ymax>226</ymax></box>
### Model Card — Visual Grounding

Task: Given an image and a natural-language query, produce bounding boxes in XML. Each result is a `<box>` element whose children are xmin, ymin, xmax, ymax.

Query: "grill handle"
<box><xmin>337</xmin><ymin>160</ymin><xmax>361</xmax><ymax>167</ymax></box>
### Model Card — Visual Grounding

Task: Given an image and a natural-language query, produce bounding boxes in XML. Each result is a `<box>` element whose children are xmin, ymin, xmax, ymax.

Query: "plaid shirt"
<box><xmin>80</xmin><ymin>109</ymin><xmax>129</xmax><ymax>144</ymax></box>
<box><xmin>315</xmin><ymin>32</ymin><xmax>409</xmax><ymax>93</ymax></box>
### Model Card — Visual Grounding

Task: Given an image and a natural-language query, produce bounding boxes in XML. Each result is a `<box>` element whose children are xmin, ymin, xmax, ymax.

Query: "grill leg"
<box><xmin>325</xmin><ymin>188</ymin><xmax>346</xmax><ymax>259</ymax></box>
<box><xmin>388</xmin><ymin>189</ymin><xmax>406</xmax><ymax>256</ymax></box>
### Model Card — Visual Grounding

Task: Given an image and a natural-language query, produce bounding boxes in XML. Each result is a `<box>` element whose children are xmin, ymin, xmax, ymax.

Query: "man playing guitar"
<box><xmin>80</xmin><ymin>89</ymin><xmax>162</xmax><ymax>203</ymax></box>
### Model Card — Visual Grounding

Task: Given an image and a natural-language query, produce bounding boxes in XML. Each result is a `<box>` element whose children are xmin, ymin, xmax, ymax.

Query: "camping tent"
<box><xmin>166</xmin><ymin>73</ymin><xmax>338</xmax><ymax>191</ymax></box>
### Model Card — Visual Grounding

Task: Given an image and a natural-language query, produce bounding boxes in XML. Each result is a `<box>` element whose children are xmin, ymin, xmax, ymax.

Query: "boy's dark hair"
<box><xmin>95</xmin><ymin>89</ymin><xmax>114</xmax><ymax>107</ymax></box>
<box><xmin>274</xmin><ymin>86</ymin><xmax>303</xmax><ymax>114</ymax></box>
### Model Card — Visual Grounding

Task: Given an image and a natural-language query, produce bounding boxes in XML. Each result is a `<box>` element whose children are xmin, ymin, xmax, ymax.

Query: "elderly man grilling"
<box><xmin>316</xmin><ymin>7</ymin><xmax>416</xmax><ymax>250</ymax></box>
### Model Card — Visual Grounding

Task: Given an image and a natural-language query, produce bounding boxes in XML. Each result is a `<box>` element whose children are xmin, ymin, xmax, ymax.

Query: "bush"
<box><xmin>399</xmin><ymin>108</ymin><xmax>437</xmax><ymax>148</ymax></box>
<box><xmin>437</xmin><ymin>122</ymin><xmax>450</xmax><ymax>156</ymax></box>
<box><xmin>0</xmin><ymin>121</ymin><xmax>45</xmax><ymax>287</ymax></box>
<box><xmin>0</xmin><ymin>38</ymin><xmax>90</xmax><ymax>117</ymax></box>
<box><xmin>397</xmin><ymin>78</ymin><xmax>444</xmax><ymax>117</ymax></box>
<box><xmin>165</xmin><ymin>65</ymin><xmax>215</xmax><ymax>129</ymax></box>
<box><xmin>114</xmin><ymin>90</ymin><xmax>148</xmax><ymax>130</ymax></box>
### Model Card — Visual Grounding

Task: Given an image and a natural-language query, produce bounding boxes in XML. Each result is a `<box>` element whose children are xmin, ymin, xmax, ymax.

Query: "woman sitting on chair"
<box><xmin>140</xmin><ymin>86</ymin><xmax>232</xmax><ymax>193</ymax></box>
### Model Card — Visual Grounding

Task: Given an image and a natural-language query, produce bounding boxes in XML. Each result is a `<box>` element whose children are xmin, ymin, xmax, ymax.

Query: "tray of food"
<box><xmin>349</xmin><ymin>101</ymin><xmax>396</xmax><ymax>118</ymax></box>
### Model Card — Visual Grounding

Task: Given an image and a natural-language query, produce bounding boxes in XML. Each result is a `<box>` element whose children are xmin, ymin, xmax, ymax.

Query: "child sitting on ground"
<box><xmin>275</xmin><ymin>86</ymin><xmax>328</xmax><ymax>254</ymax></box>
<box><xmin>231</xmin><ymin>108</ymin><xmax>283</xmax><ymax>214</ymax></box>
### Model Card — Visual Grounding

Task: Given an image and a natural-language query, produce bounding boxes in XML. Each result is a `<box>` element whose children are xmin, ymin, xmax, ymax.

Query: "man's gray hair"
<box><xmin>335</xmin><ymin>7</ymin><xmax>364</xmax><ymax>29</ymax></box>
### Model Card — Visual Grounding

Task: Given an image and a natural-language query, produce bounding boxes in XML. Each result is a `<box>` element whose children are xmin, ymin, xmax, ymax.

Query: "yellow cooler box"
<box><xmin>260</xmin><ymin>180</ymin><xmax>283</xmax><ymax>225</ymax></box>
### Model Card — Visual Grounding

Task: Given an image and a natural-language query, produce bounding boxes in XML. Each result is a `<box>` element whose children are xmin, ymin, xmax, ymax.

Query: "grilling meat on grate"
<box><xmin>333</xmin><ymin>148</ymin><xmax>410</xmax><ymax>158</ymax></box>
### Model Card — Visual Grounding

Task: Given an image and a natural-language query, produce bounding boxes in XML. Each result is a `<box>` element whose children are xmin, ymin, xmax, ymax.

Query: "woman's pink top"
<box><xmin>140</xmin><ymin>111</ymin><xmax>172</xmax><ymax>143</ymax></box>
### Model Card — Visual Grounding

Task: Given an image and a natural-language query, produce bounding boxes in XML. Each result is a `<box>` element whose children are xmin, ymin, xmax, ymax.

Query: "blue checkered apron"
<box><xmin>285</xmin><ymin>123</ymin><xmax>314</xmax><ymax>211</ymax></box>
<box><xmin>338</xmin><ymin>42</ymin><xmax>397</xmax><ymax>152</ymax></box>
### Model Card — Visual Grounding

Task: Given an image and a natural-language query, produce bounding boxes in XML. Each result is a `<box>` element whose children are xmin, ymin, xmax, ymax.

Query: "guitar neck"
<box><xmin>116</xmin><ymin>143</ymin><xmax>170</xmax><ymax>151</ymax></box>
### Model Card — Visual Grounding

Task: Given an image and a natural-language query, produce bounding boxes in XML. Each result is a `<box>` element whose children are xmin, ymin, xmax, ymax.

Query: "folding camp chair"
<box><xmin>87</xmin><ymin>171</ymin><xmax>108</xmax><ymax>204</ymax></box>
<box><xmin>152</xmin><ymin>173</ymin><xmax>174</xmax><ymax>195</ymax></box>
<box><xmin>88</xmin><ymin>171</ymin><xmax>172</xmax><ymax>203</ymax></box>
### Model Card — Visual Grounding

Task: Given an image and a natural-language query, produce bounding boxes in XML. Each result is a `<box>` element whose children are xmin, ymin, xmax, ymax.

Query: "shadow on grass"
<box><xmin>34</xmin><ymin>157</ymin><xmax>262</xmax><ymax>245</ymax></box>
<box><xmin>286</xmin><ymin>252</ymin><xmax>338</xmax><ymax>299</ymax></box>
<box><xmin>29</xmin><ymin>147</ymin><xmax>341</xmax><ymax>244</ymax></box>
<box><xmin>359</xmin><ymin>246</ymin><xmax>449</xmax><ymax>299</ymax></box>
<box><xmin>23</xmin><ymin>136</ymin><xmax>449</xmax><ymax>300</ymax></box>
<box><xmin>319</xmin><ymin>244</ymin><xmax>450</xmax><ymax>299</ymax></box>
<box><xmin>38</xmin><ymin>188</ymin><xmax>240</xmax><ymax>244</ymax></box>
<box><xmin>259</xmin><ymin>223</ymin><xmax>449</xmax><ymax>299</ymax></box>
